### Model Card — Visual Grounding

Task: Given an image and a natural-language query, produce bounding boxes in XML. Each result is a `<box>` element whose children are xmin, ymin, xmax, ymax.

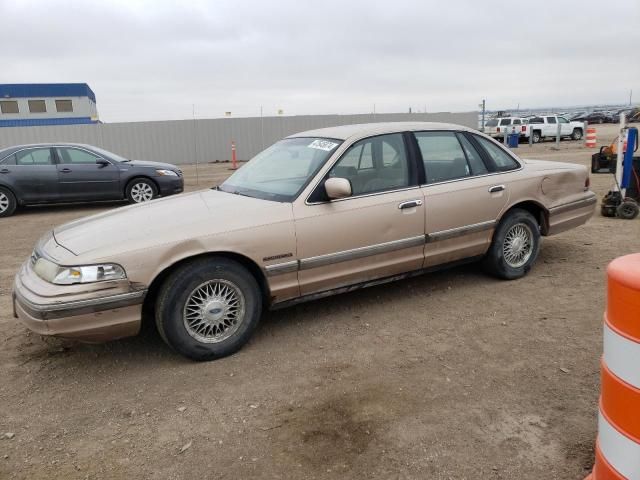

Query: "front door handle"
<box><xmin>60</xmin><ymin>168</ymin><xmax>72</xmax><ymax>173</ymax></box>
<box><xmin>398</xmin><ymin>199</ymin><xmax>423</xmax><ymax>210</ymax></box>
<box><xmin>489</xmin><ymin>185</ymin><xmax>505</xmax><ymax>193</ymax></box>
<box><xmin>0</xmin><ymin>168</ymin><xmax>9</xmax><ymax>174</ymax></box>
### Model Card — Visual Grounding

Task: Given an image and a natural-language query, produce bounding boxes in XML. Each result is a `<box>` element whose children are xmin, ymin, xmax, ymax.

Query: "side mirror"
<box><xmin>325</xmin><ymin>177</ymin><xmax>352</xmax><ymax>200</ymax></box>
<box><xmin>97</xmin><ymin>159</ymin><xmax>110</xmax><ymax>167</ymax></box>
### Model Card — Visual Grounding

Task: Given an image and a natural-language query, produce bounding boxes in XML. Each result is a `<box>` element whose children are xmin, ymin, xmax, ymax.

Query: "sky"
<box><xmin>1</xmin><ymin>0</ymin><xmax>638</xmax><ymax>123</ymax></box>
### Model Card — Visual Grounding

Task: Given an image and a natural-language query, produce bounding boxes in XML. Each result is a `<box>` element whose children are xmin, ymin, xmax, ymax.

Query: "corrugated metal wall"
<box><xmin>0</xmin><ymin>112</ymin><xmax>478</xmax><ymax>165</ymax></box>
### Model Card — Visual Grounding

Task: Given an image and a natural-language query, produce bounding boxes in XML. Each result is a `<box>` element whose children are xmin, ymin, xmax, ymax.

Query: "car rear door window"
<box><xmin>415</xmin><ymin>132</ymin><xmax>471</xmax><ymax>184</ymax></box>
<box><xmin>329</xmin><ymin>133</ymin><xmax>409</xmax><ymax>195</ymax></box>
<box><xmin>56</xmin><ymin>147</ymin><xmax>102</xmax><ymax>165</ymax></box>
<box><xmin>0</xmin><ymin>153</ymin><xmax>16</xmax><ymax>165</ymax></box>
<box><xmin>547</xmin><ymin>117</ymin><xmax>557</xmax><ymax>124</ymax></box>
<box><xmin>512</xmin><ymin>119</ymin><xmax>521</xmax><ymax>125</ymax></box>
<box><xmin>529</xmin><ymin>117</ymin><xmax>544</xmax><ymax>124</ymax></box>
<box><xmin>456</xmin><ymin>134</ymin><xmax>488</xmax><ymax>175</ymax></box>
<box><xmin>473</xmin><ymin>136</ymin><xmax>520</xmax><ymax>171</ymax></box>
<box><xmin>499</xmin><ymin>119</ymin><xmax>511</xmax><ymax>126</ymax></box>
<box><xmin>15</xmin><ymin>148</ymin><xmax>53</xmax><ymax>165</ymax></box>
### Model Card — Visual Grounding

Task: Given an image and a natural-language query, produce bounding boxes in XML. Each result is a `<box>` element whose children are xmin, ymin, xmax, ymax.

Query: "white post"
<box><xmin>555</xmin><ymin>119</ymin><xmax>561</xmax><ymax>148</ymax></box>
<box><xmin>615</xmin><ymin>113</ymin><xmax>626</xmax><ymax>195</ymax></box>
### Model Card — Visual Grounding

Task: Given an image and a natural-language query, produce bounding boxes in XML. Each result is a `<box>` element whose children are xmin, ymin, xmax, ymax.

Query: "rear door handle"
<box><xmin>398</xmin><ymin>199</ymin><xmax>423</xmax><ymax>209</ymax></box>
<box><xmin>488</xmin><ymin>185</ymin><xmax>505</xmax><ymax>193</ymax></box>
<box><xmin>60</xmin><ymin>168</ymin><xmax>72</xmax><ymax>173</ymax></box>
<box><xmin>0</xmin><ymin>168</ymin><xmax>9</xmax><ymax>174</ymax></box>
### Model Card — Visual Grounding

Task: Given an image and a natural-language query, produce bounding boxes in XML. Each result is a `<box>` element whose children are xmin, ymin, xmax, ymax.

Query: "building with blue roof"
<box><xmin>0</xmin><ymin>83</ymin><xmax>99</xmax><ymax>127</ymax></box>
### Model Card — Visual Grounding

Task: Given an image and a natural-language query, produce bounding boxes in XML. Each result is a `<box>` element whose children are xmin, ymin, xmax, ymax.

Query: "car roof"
<box><xmin>286</xmin><ymin>122</ymin><xmax>477</xmax><ymax>141</ymax></box>
<box><xmin>0</xmin><ymin>142</ymin><xmax>95</xmax><ymax>150</ymax></box>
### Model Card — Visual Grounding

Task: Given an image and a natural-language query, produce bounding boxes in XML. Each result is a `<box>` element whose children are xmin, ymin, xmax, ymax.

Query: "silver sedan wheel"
<box><xmin>0</xmin><ymin>192</ymin><xmax>8</xmax><ymax>213</ymax></box>
<box><xmin>183</xmin><ymin>279</ymin><xmax>246</xmax><ymax>344</ymax></box>
<box><xmin>503</xmin><ymin>223</ymin><xmax>533</xmax><ymax>268</ymax></box>
<box><xmin>130</xmin><ymin>182</ymin><xmax>154</xmax><ymax>202</ymax></box>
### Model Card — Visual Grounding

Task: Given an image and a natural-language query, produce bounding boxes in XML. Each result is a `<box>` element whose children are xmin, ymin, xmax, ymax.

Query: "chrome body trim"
<box><xmin>427</xmin><ymin>220</ymin><xmax>496</xmax><ymax>243</ymax></box>
<box><xmin>13</xmin><ymin>288</ymin><xmax>147</xmax><ymax>320</ymax></box>
<box><xmin>299</xmin><ymin>235</ymin><xmax>426</xmax><ymax>271</ymax></box>
<box><xmin>548</xmin><ymin>193</ymin><xmax>597</xmax><ymax>216</ymax></box>
<box><xmin>265</xmin><ymin>260</ymin><xmax>299</xmax><ymax>277</ymax></box>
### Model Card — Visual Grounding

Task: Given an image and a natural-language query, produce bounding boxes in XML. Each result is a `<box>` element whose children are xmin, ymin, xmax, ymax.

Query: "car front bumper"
<box><xmin>156</xmin><ymin>175</ymin><xmax>184</xmax><ymax>196</ymax></box>
<box><xmin>12</xmin><ymin>261</ymin><xmax>146</xmax><ymax>342</ymax></box>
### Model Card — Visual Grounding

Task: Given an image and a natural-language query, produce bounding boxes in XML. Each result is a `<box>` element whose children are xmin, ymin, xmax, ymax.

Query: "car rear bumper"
<box><xmin>156</xmin><ymin>176</ymin><xmax>184</xmax><ymax>196</ymax></box>
<box><xmin>13</xmin><ymin>262</ymin><xmax>145</xmax><ymax>342</ymax></box>
<box><xmin>547</xmin><ymin>192</ymin><xmax>597</xmax><ymax>235</ymax></box>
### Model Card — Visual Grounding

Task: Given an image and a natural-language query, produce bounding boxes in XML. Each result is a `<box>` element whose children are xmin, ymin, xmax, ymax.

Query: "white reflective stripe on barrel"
<box><xmin>603</xmin><ymin>322</ymin><xmax>640</xmax><ymax>388</ymax></box>
<box><xmin>598</xmin><ymin>410</ymin><xmax>640</xmax><ymax>479</ymax></box>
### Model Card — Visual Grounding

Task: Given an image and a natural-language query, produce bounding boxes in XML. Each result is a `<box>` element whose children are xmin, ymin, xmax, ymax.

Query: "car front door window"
<box><xmin>57</xmin><ymin>148</ymin><xmax>102</xmax><ymax>165</ymax></box>
<box><xmin>328</xmin><ymin>133</ymin><xmax>409</xmax><ymax>196</ymax></box>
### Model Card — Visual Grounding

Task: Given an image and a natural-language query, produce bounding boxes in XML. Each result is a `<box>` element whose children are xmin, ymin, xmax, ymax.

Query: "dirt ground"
<box><xmin>1</xmin><ymin>124</ymin><xmax>639</xmax><ymax>479</ymax></box>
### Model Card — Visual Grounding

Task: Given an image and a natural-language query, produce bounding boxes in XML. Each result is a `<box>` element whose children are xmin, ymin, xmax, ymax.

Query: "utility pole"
<box><xmin>630</xmin><ymin>89</ymin><xmax>633</xmax><ymax>106</ymax></box>
<box><xmin>479</xmin><ymin>99</ymin><xmax>486</xmax><ymax>132</ymax></box>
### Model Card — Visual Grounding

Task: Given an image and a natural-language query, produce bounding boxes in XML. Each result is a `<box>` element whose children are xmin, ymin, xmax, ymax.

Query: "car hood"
<box><xmin>53</xmin><ymin>189</ymin><xmax>293</xmax><ymax>259</ymax></box>
<box><xmin>124</xmin><ymin>159</ymin><xmax>179</xmax><ymax>171</ymax></box>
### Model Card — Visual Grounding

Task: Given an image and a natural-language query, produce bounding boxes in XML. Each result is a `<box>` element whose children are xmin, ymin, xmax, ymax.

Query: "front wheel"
<box><xmin>126</xmin><ymin>178</ymin><xmax>157</xmax><ymax>204</ymax></box>
<box><xmin>155</xmin><ymin>257</ymin><xmax>262</xmax><ymax>361</ymax></box>
<box><xmin>483</xmin><ymin>209</ymin><xmax>541</xmax><ymax>280</ymax></box>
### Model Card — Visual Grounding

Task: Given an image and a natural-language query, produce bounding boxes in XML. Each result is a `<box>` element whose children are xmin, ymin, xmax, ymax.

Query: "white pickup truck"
<box><xmin>524</xmin><ymin>115</ymin><xmax>585</xmax><ymax>143</ymax></box>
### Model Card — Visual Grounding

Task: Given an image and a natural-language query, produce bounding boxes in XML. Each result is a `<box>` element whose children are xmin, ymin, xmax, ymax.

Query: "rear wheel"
<box><xmin>0</xmin><ymin>187</ymin><xmax>17</xmax><ymax>218</ymax></box>
<box><xmin>483</xmin><ymin>209</ymin><xmax>541</xmax><ymax>280</ymax></box>
<box><xmin>571</xmin><ymin>128</ymin><xmax>583</xmax><ymax>140</ymax></box>
<box><xmin>532</xmin><ymin>131</ymin><xmax>542</xmax><ymax>143</ymax></box>
<box><xmin>126</xmin><ymin>178</ymin><xmax>157</xmax><ymax>204</ymax></box>
<box><xmin>155</xmin><ymin>257</ymin><xmax>262</xmax><ymax>361</ymax></box>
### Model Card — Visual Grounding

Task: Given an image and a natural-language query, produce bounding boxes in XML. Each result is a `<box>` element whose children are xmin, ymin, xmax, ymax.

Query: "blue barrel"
<box><xmin>507</xmin><ymin>133</ymin><xmax>519</xmax><ymax>148</ymax></box>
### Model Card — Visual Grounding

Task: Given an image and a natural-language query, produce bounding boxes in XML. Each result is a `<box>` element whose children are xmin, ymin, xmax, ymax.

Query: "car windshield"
<box><xmin>219</xmin><ymin>137</ymin><xmax>341</xmax><ymax>202</ymax></box>
<box><xmin>90</xmin><ymin>146</ymin><xmax>130</xmax><ymax>162</ymax></box>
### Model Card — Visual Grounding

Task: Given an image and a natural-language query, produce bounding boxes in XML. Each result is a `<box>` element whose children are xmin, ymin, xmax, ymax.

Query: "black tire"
<box><xmin>126</xmin><ymin>178</ymin><xmax>157</xmax><ymax>204</ymax></box>
<box><xmin>0</xmin><ymin>187</ymin><xmax>17</xmax><ymax>218</ymax></box>
<box><xmin>482</xmin><ymin>209</ymin><xmax>541</xmax><ymax>280</ymax></box>
<box><xmin>616</xmin><ymin>199</ymin><xmax>639</xmax><ymax>220</ymax></box>
<box><xmin>155</xmin><ymin>257</ymin><xmax>262</xmax><ymax>361</ymax></box>
<box><xmin>532</xmin><ymin>131</ymin><xmax>542</xmax><ymax>143</ymax></box>
<box><xmin>571</xmin><ymin>128</ymin><xmax>583</xmax><ymax>141</ymax></box>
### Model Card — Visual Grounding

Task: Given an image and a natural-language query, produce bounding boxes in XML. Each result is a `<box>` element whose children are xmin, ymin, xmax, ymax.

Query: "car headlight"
<box><xmin>156</xmin><ymin>169</ymin><xmax>178</xmax><ymax>176</ymax></box>
<box><xmin>33</xmin><ymin>257</ymin><xmax>126</xmax><ymax>285</ymax></box>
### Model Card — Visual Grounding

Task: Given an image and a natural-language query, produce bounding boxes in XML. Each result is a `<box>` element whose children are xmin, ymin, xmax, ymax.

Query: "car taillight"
<box><xmin>497</xmin><ymin>127</ymin><xmax>500</xmax><ymax>132</ymax></box>
<box><xmin>522</xmin><ymin>125</ymin><xmax>526</xmax><ymax>132</ymax></box>
<box><xmin>585</xmin><ymin>176</ymin><xmax>590</xmax><ymax>190</ymax></box>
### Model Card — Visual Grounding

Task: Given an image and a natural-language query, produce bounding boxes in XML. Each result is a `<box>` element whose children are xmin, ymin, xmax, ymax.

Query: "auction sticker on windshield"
<box><xmin>308</xmin><ymin>139</ymin><xmax>339</xmax><ymax>151</ymax></box>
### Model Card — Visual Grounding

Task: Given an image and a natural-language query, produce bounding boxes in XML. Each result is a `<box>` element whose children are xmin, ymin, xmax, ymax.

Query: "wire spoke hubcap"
<box><xmin>503</xmin><ymin>223</ymin><xmax>533</xmax><ymax>268</ymax></box>
<box><xmin>131</xmin><ymin>183</ymin><xmax>153</xmax><ymax>202</ymax></box>
<box><xmin>183</xmin><ymin>279</ymin><xmax>246</xmax><ymax>344</ymax></box>
<box><xmin>0</xmin><ymin>193</ymin><xmax>8</xmax><ymax>213</ymax></box>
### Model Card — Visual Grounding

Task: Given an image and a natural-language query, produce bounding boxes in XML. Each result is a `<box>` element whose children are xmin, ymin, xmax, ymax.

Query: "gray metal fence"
<box><xmin>0</xmin><ymin>112</ymin><xmax>478</xmax><ymax>165</ymax></box>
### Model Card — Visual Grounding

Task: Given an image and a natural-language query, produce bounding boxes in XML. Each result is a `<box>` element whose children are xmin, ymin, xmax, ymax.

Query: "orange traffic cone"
<box><xmin>585</xmin><ymin>254</ymin><xmax>640</xmax><ymax>479</ymax></box>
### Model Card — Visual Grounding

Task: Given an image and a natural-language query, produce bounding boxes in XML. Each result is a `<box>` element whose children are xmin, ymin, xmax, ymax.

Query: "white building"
<box><xmin>0</xmin><ymin>83</ymin><xmax>99</xmax><ymax>127</ymax></box>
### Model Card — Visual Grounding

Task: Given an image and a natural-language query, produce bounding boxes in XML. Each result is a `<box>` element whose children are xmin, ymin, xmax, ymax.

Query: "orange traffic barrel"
<box><xmin>586</xmin><ymin>127</ymin><xmax>597</xmax><ymax>148</ymax></box>
<box><xmin>585</xmin><ymin>253</ymin><xmax>640</xmax><ymax>479</ymax></box>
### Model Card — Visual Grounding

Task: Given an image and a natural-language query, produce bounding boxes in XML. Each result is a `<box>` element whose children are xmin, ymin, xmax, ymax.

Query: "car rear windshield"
<box><xmin>219</xmin><ymin>137</ymin><xmax>342</xmax><ymax>202</ymax></box>
<box><xmin>485</xmin><ymin>119</ymin><xmax>498</xmax><ymax>127</ymax></box>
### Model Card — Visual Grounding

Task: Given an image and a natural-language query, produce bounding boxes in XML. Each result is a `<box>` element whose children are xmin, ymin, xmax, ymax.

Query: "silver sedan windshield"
<box><xmin>219</xmin><ymin>137</ymin><xmax>341</xmax><ymax>201</ymax></box>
